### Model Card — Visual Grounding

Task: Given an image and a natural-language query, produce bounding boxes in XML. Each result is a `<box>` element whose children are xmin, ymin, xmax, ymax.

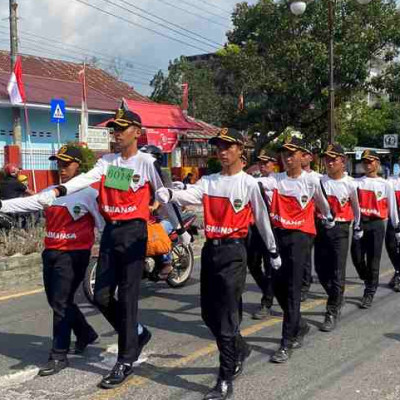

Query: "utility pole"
<box><xmin>9</xmin><ymin>0</ymin><xmax>22</xmax><ymax>147</ymax></box>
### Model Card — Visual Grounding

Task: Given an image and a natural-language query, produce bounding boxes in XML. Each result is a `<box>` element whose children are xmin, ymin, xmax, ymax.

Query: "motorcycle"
<box><xmin>83</xmin><ymin>212</ymin><xmax>198</xmax><ymax>304</ymax></box>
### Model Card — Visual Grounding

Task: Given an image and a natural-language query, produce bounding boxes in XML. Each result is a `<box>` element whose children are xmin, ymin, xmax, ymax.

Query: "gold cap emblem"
<box><xmin>59</xmin><ymin>145</ymin><xmax>68</xmax><ymax>155</ymax></box>
<box><xmin>116</xmin><ymin>109</ymin><xmax>124</xmax><ymax>119</ymax></box>
<box><xmin>220</xmin><ymin>128</ymin><xmax>229</xmax><ymax>137</ymax></box>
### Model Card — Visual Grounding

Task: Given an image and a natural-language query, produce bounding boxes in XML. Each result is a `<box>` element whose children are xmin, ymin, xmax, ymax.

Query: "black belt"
<box><xmin>206</xmin><ymin>238</ymin><xmax>246</xmax><ymax>246</ymax></box>
<box><xmin>107</xmin><ymin>219</ymin><xmax>144</xmax><ymax>227</ymax></box>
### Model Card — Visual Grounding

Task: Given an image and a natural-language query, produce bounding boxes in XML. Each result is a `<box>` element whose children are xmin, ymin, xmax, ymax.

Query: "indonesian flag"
<box><xmin>78</xmin><ymin>63</ymin><xmax>89</xmax><ymax>141</ymax></box>
<box><xmin>7</xmin><ymin>56</ymin><xmax>26</xmax><ymax>105</ymax></box>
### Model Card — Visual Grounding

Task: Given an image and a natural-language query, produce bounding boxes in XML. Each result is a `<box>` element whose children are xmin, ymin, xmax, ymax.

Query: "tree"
<box><xmin>220</xmin><ymin>0</ymin><xmax>400</xmax><ymax>144</ymax></box>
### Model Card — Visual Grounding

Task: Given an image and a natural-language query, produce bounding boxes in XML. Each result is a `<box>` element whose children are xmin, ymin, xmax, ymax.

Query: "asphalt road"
<box><xmin>1</xmin><ymin>249</ymin><xmax>400</xmax><ymax>400</ymax></box>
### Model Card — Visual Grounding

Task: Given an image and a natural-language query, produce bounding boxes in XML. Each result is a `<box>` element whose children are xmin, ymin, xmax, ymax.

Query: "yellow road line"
<box><xmin>90</xmin><ymin>268</ymin><xmax>395</xmax><ymax>400</ymax></box>
<box><xmin>0</xmin><ymin>288</ymin><xmax>44</xmax><ymax>302</ymax></box>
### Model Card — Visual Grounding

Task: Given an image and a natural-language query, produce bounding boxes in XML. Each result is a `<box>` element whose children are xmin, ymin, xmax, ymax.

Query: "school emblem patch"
<box><xmin>301</xmin><ymin>195</ymin><xmax>308</xmax><ymax>204</ymax></box>
<box><xmin>377</xmin><ymin>191</ymin><xmax>382</xmax><ymax>199</ymax></box>
<box><xmin>340</xmin><ymin>197</ymin><xmax>348</xmax><ymax>206</ymax></box>
<box><xmin>132</xmin><ymin>174</ymin><xmax>140</xmax><ymax>184</ymax></box>
<box><xmin>233</xmin><ymin>199</ymin><xmax>243</xmax><ymax>210</ymax></box>
<box><xmin>73</xmin><ymin>205</ymin><xmax>81</xmax><ymax>215</ymax></box>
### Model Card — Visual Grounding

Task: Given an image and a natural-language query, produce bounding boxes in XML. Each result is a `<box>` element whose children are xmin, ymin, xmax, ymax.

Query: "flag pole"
<box><xmin>23</xmin><ymin>103</ymin><xmax>37</xmax><ymax>193</ymax></box>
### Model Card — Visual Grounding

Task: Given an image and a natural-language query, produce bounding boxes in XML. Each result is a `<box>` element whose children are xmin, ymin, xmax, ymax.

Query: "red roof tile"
<box><xmin>0</xmin><ymin>51</ymin><xmax>150</xmax><ymax>111</ymax></box>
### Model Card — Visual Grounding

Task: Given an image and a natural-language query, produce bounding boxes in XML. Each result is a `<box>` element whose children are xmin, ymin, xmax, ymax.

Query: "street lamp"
<box><xmin>290</xmin><ymin>0</ymin><xmax>372</xmax><ymax>144</ymax></box>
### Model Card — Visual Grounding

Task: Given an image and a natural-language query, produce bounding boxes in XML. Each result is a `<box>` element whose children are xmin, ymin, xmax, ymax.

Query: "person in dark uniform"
<box><xmin>0</xmin><ymin>163</ymin><xmax>34</xmax><ymax>199</ymax></box>
<box><xmin>156</xmin><ymin>128</ymin><xmax>280</xmax><ymax>400</ymax></box>
<box><xmin>249</xmin><ymin>151</ymin><xmax>277</xmax><ymax>320</ymax></box>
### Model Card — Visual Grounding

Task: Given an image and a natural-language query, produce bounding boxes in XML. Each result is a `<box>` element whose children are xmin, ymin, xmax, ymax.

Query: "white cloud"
<box><xmin>0</xmin><ymin>0</ymin><xmax>256</xmax><ymax>95</ymax></box>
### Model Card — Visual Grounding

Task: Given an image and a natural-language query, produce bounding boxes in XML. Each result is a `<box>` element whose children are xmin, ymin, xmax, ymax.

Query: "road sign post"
<box><xmin>50</xmin><ymin>99</ymin><xmax>66</xmax><ymax>149</ymax></box>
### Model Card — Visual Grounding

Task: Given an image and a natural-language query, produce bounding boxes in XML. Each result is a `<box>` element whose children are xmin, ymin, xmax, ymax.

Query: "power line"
<box><xmin>72</xmin><ymin>0</ymin><xmax>214</xmax><ymax>53</ymax></box>
<box><xmin>191</xmin><ymin>0</ymin><xmax>232</xmax><ymax>14</ymax></box>
<box><xmin>111</xmin><ymin>0</ymin><xmax>223</xmax><ymax>47</ymax></box>
<box><xmin>0</xmin><ymin>24</ymin><xmax>164</xmax><ymax>75</ymax></box>
<box><xmin>163</xmin><ymin>0</ymin><xmax>228</xmax><ymax>20</ymax></box>
<box><xmin>0</xmin><ymin>27</ymin><xmax>163</xmax><ymax>78</ymax></box>
<box><xmin>154</xmin><ymin>0</ymin><xmax>229</xmax><ymax>28</ymax></box>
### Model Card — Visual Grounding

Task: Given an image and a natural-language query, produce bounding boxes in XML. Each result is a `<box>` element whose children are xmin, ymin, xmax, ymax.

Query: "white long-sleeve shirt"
<box><xmin>59</xmin><ymin>151</ymin><xmax>179</xmax><ymax>227</ymax></box>
<box><xmin>170</xmin><ymin>171</ymin><xmax>277</xmax><ymax>253</ymax></box>
<box><xmin>1</xmin><ymin>186</ymin><xmax>104</xmax><ymax>250</ymax></box>
<box><xmin>317</xmin><ymin>175</ymin><xmax>361</xmax><ymax>229</ymax></box>
<box><xmin>259</xmin><ymin>171</ymin><xmax>332</xmax><ymax>235</ymax></box>
<box><xmin>355</xmin><ymin>176</ymin><xmax>399</xmax><ymax>226</ymax></box>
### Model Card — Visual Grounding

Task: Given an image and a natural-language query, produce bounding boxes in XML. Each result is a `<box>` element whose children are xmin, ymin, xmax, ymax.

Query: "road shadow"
<box><xmin>383</xmin><ymin>333</ymin><xmax>400</xmax><ymax>342</ymax></box>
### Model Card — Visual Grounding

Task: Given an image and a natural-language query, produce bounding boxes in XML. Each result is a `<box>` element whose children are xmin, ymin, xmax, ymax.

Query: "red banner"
<box><xmin>139</xmin><ymin>128</ymin><xmax>180</xmax><ymax>153</ymax></box>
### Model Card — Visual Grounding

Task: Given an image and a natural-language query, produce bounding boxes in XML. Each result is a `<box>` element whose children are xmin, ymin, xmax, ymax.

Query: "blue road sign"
<box><xmin>50</xmin><ymin>99</ymin><xmax>66</xmax><ymax>123</ymax></box>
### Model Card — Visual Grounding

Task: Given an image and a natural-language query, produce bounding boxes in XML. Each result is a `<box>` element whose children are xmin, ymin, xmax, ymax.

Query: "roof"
<box><xmin>124</xmin><ymin>99</ymin><xmax>200</xmax><ymax>130</ymax></box>
<box><xmin>184</xmin><ymin>116</ymin><xmax>219</xmax><ymax>139</ymax></box>
<box><xmin>0</xmin><ymin>51</ymin><xmax>150</xmax><ymax>111</ymax></box>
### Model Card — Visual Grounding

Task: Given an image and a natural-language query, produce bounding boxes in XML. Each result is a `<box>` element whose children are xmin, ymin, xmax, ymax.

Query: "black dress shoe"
<box><xmin>70</xmin><ymin>331</ymin><xmax>99</xmax><ymax>355</ymax></box>
<box><xmin>291</xmin><ymin>322</ymin><xmax>310</xmax><ymax>349</ymax></box>
<box><xmin>38</xmin><ymin>358</ymin><xmax>68</xmax><ymax>377</ymax></box>
<box><xmin>393</xmin><ymin>274</ymin><xmax>400</xmax><ymax>292</ymax></box>
<box><xmin>270</xmin><ymin>346</ymin><xmax>291</xmax><ymax>363</ymax></box>
<box><xmin>360</xmin><ymin>294</ymin><xmax>373</xmax><ymax>309</ymax></box>
<box><xmin>100</xmin><ymin>362</ymin><xmax>134</xmax><ymax>389</ymax></box>
<box><xmin>233</xmin><ymin>344</ymin><xmax>252</xmax><ymax>380</ymax></box>
<box><xmin>137</xmin><ymin>326</ymin><xmax>152</xmax><ymax>359</ymax></box>
<box><xmin>203</xmin><ymin>379</ymin><xmax>233</xmax><ymax>400</ymax></box>
<box><xmin>320</xmin><ymin>313</ymin><xmax>337</xmax><ymax>332</ymax></box>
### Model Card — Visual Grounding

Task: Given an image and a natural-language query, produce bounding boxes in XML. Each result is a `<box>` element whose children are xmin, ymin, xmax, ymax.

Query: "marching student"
<box><xmin>249</xmin><ymin>151</ymin><xmax>277</xmax><ymax>320</ymax></box>
<box><xmin>300</xmin><ymin>148</ymin><xmax>322</xmax><ymax>302</ymax></box>
<box><xmin>351</xmin><ymin>150</ymin><xmax>400</xmax><ymax>308</ymax></box>
<box><xmin>156</xmin><ymin>128</ymin><xmax>280</xmax><ymax>400</ymax></box>
<box><xmin>387</xmin><ymin>170</ymin><xmax>400</xmax><ymax>292</ymax></box>
<box><xmin>0</xmin><ymin>146</ymin><xmax>102</xmax><ymax>376</ymax></box>
<box><xmin>258</xmin><ymin>137</ymin><xmax>333</xmax><ymax>364</ymax></box>
<box><xmin>36</xmin><ymin>108</ymin><xmax>187</xmax><ymax>388</ymax></box>
<box><xmin>314</xmin><ymin>144</ymin><xmax>361</xmax><ymax>332</ymax></box>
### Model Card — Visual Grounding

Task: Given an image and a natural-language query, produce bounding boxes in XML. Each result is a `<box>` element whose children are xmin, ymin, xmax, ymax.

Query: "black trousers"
<box><xmin>42</xmin><ymin>249</ymin><xmax>96</xmax><ymax>360</ymax></box>
<box><xmin>314</xmin><ymin>222</ymin><xmax>350</xmax><ymax>316</ymax></box>
<box><xmin>94</xmin><ymin>219</ymin><xmax>147</xmax><ymax>363</ymax></box>
<box><xmin>385</xmin><ymin>222</ymin><xmax>400</xmax><ymax>273</ymax></box>
<box><xmin>247</xmin><ymin>226</ymin><xmax>274</xmax><ymax>307</ymax></box>
<box><xmin>272</xmin><ymin>229</ymin><xmax>313</xmax><ymax>347</ymax></box>
<box><xmin>201</xmin><ymin>241</ymin><xmax>248</xmax><ymax>381</ymax></box>
<box><xmin>351</xmin><ymin>219</ymin><xmax>386</xmax><ymax>295</ymax></box>
<box><xmin>301</xmin><ymin>237</ymin><xmax>314</xmax><ymax>294</ymax></box>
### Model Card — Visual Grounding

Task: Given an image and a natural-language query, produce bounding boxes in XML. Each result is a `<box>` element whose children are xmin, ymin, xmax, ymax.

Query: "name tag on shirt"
<box><xmin>104</xmin><ymin>166</ymin><xmax>134</xmax><ymax>191</ymax></box>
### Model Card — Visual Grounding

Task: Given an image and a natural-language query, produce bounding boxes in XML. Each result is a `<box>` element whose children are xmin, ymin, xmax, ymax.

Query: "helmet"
<box><xmin>140</xmin><ymin>145</ymin><xmax>163</xmax><ymax>162</ymax></box>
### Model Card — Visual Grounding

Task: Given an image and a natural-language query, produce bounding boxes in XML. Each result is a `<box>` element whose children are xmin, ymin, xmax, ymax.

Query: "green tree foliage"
<box><xmin>66</xmin><ymin>142</ymin><xmax>96</xmax><ymax>173</ymax></box>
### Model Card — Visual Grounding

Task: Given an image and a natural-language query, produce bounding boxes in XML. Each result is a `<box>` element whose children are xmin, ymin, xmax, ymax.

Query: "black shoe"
<box><xmin>252</xmin><ymin>303</ymin><xmax>271</xmax><ymax>320</ymax></box>
<box><xmin>360</xmin><ymin>294</ymin><xmax>373</xmax><ymax>309</ymax></box>
<box><xmin>38</xmin><ymin>358</ymin><xmax>68</xmax><ymax>377</ymax></box>
<box><xmin>203</xmin><ymin>379</ymin><xmax>233</xmax><ymax>400</ymax></box>
<box><xmin>270</xmin><ymin>346</ymin><xmax>291</xmax><ymax>363</ymax></box>
<box><xmin>393</xmin><ymin>274</ymin><xmax>400</xmax><ymax>292</ymax></box>
<box><xmin>137</xmin><ymin>326</ymin><xmax>152</xmax><ymax>359</ymax></box>
<box><xmin>70</xmin><ymin>331</ymin><xmax>98</xmax><ymax>355</ymax></box>
<box><xmin>388</xmin><ymin>273</ymin><xmax>396</xmax><ymax>288</ymax></box>
<box><xmin>320</xmin><ymin>313</ymin><xmax>337</xmax><ymax>332</ymax></box>
<box><xmin>233</xmin><ymin>344</ymin><xmax>252</xmax><ymax>380</ymax></box>
<box><xmin>291</xmin><ymin>323</ymin><xmax>311</xmax><ymax>349</ymax></box>
<box><xmin>300</xmin><ymin>291</ymin><xmax>308</xmax><ymax>302</ymax></box>
<box><xmin>100</xmin><ymin>362</ymin><xmax>134</xmax><ymax>389</ymax></box>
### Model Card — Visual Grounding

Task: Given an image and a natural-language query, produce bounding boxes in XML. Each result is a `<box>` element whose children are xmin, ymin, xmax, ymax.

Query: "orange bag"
<box><xmin>146</xmin><ymin>222</ymin><xmax>172</xmax><ymax>257</ymax></box>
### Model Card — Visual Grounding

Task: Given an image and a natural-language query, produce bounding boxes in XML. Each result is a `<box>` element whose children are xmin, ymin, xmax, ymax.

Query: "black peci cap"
<box><xmin>209</xmin><ymin>128</ymin><xmax>245</xmax><ymax>146</ymax></box>
<box><xmin>49</xmin><ymin>145</ymin><xmax>82</xmax><ymax>164</ymax></box>
<box><xmin>361</xmin><ymin>149</ymin><xmax>380</xmax><ymax>162</ymax></box>
<box><xmin>278</xmin><ymin>136</ymin><xmax>308</xmax><ymax>153</ymax></box>
<box><xmin>257</xmin><ymin>149</ymin><xmax>277</xmax><ymax>163</ymax></box>
<box><xmin>323</xmin><ymin>143</ymin><xmax>345</xmax><ymax>158</ymax></box>
<box><xmin>106</xmin><ymin>107</ymin><xmax>142</xmax><ymax>130</ymax></box>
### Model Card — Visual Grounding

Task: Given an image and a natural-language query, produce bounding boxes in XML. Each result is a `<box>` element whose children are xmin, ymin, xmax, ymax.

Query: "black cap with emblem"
<box><xmin>106</xmin><ymin>107</ymin><xmax>142</xmax><ymax>130</ymax></box>
<box><xmin>323</xmin><ymin>143</ymin><xmax>345</xmax><ymax>158</ymax></box>
<box><xmin>278</xmin><ymin>136</ymin><xmax>308</xmax><ymax>153</ymax></box>
<box><xmin>209</xmin><ymin>128</ymin><xmax>245</xmax><ymax>146</ymax></box>
<box><xmin>361</xmin><ymin>149</ymin><xmax>380</xmax><ymax>162</ymax></box>
<box><xmin>257</xmin><ymin>150</ymin><xmax>277</xmax><ymax>163</ymax></box>
<box><xmin>49</xmin><ymin>145</ymin><xmax>82</xmax><ymax>164</ymax></box>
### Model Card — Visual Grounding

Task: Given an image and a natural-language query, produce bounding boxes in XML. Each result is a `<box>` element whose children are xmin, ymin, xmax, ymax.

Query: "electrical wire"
<box><xmin>167</xmin><ymin>0</ymin><xmax>228</xmax><ymax>20</ymax></box>
<box><xmin>72</xmin><ymin>0</ymin><xmax>215</xmax><ymax>53</ymax></box>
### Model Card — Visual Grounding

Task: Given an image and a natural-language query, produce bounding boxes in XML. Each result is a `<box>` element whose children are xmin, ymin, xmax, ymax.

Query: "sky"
<box><xmin>0</xmin><ymin>0</ymin><xmax>256</xmax><ymax>96</ymax></box>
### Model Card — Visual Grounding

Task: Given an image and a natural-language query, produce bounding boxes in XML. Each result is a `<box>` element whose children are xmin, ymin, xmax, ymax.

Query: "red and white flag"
<box><xmin>78</xmin><ymin>63</ymin><xmax>89</xmax><ymax>141</ymax></box>
<box><xmin>7</xmin><ymin>56</ymin><xmax>26</xmax><ymax>105</ymax></box>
